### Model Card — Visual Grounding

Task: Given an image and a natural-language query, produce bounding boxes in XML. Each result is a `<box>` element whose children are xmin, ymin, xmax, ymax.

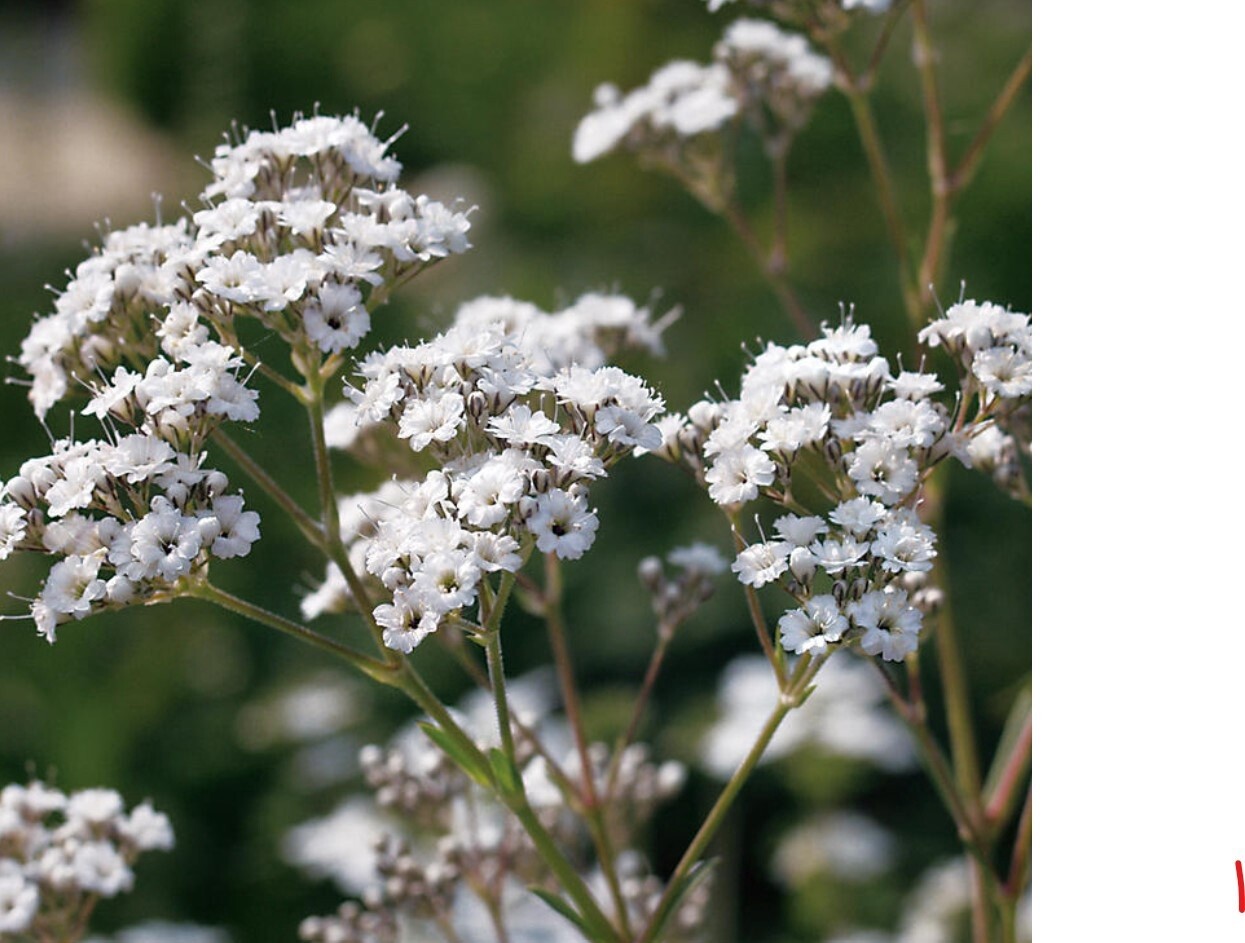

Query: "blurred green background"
<box><xmin>0</xmin><ymin>1</ymin><xmax>1029</xmax><ymax>940</ymax></box>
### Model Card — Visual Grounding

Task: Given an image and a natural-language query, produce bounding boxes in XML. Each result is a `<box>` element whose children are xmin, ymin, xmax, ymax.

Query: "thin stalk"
<box><xmin>391</xmin><ymin>659</ymin><xmax>494</xmax><ymax>776</ymax></box>
<box><xmin>605</xmin><ymin>621</ymin><xmax>675</xmax><ymax>798</ymax></box>
<box><xmin>871</xmin><ymin>661</ymin><xmax>985</xmax><ymax>850</ymax></box>
<box><xmin>303</xmin><ymin>370</ymin><xmax>396</xmax><ymax>662</ymax></box>
<box><xmin>637</xmin><ymin>697</ymin><xmax>795</xmax><ymax>943</ymax></box>
<box><xmin>511</xmin><ymin>801</ymin><xmax>623</xmax><ymax>943</ymax></box>
<box><xmin>861</xmin><ymin>0</ymin><xmax>914</xmax><ymax>88</ymax></box>
<box><xmin>998</xmin><ymin>893</ymin><xmax>1019</xmax><ymax>943</ymax></box>
<box><xmin>984</xmin><ymin>713</ymin><xmax>1032</xmax><ymax>830</ymax></box>
<box><xmin>212</xmin><ymin>430</ymin><xmax>324</xmax><ymax>549</ymax></box>
<box><xmin>720</xmin><ymin>201</ymin><xmax>817</xmax><ymax>340</ymax></box>
<box><xmin>968</xmin><ymin>860</ymin><xmax>991</xmax><ymax>943</ymax></box>
<box><xmin>726</xmin><ymin>511</ymin><xmax>781</xmax><ymax>677</ymax></box>
<box><xmin>931</xmin><ymin>574</ymin><xmax>984</xmax><ymax>809</ymax></box>
<box><xmin>843</xmin><ymin>89</ymin><xmax>922</xmax><ymax>323</ymax></box>
<box><xmin>950</xmin><ymin>49</ymin><xmax>1033</xmax><ymax>193</ymax></box>
<box><xmin>912</xmin><ymin>0</ymin><xmax>950</xmax><ymax>309</ymax></box>
<box><xmin>543</xmin><ymin>553</ymin><xmax>601</xmax><ymax>813</ymax></box>
<box><xmin>1006</xmin><ymin>787</ymin><xmax>1033</xmax><ymax>897</ymax></box>
<box><xmin>541</xmin><ymin>554</ymin><xmax>632</xmax><ymax>936</ymax></box>
<box><xmin>190</xmin><ymin>581</ymin><xmax>391</xmax><ymax>681</ymax></box>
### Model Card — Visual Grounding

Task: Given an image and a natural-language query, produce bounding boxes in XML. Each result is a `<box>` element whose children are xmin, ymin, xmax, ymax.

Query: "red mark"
<box><xmin>1237</xmin><ymin>860</ymin><xmax>1244</xmax><ymax>913</ymax></box>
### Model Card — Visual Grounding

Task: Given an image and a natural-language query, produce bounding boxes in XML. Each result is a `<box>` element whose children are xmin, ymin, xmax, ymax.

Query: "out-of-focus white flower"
<box><xmin>771</xmin><ymin>811</ymin><xmax>896</xmax><ymax>887</ymax></box>
<box><xmin>699</xmin><ymin>654</ymin><xmax>916</xmax><ymax>777</ymax></box>
<box><xmin>281</xmin><ymin>797</ymin><xmax>390</xmax><ymax>896</ymax></box>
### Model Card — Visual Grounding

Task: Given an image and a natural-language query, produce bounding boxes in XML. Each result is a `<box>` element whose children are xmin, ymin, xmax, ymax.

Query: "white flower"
<box><xmin>398</xmin><ymin>392</ymin><xmax>465</xmax><ymax>452</ymax></box>
<box><xmin>778</xmin><ymin>595</ymin><xmax>848</xmax><ymax>655</ymax></box>
<box><xmin>0</xmin><ymin>505</ymin><xmax>27</xmax><ymax>560</ymax></box>
<box><xmin>524</xmin><ymin>488</ymin><xmax>598</xmax><ymax>560</ymax></box>
<box><xmin>374</xmin><ymin>586</ymin><xmax>440</xmax><ymax>654</ymax></box>
<box><xmin>705</xmin><ymin>445</ymin><xmax>776</xmax><ymax>506</ymax></box>
<box><xmin>731</xmin><ymin>539</ymin><xmax>791</xmax><ymax>588</ymax></box>
<box><xmin>667</xmin><ymin>542</ymin><xmax>728</xmax><ymax>576</ymax></box>
<box><xmin>0</xmin><ymin>867</ymin><xmax>38</xmax><ymax>934</ymax></box>
<box><xmin>67</xmin><ymin>788</ymin><xmax>124</xmax><ymax>825</ymax></box>
<box><xmin>829</xmin><ymin>498</ymin><xmax>888</xmax><ymax>537</ymax></box>
<box><xmin>202</xmin><ymin>495</ymin><xmax>261</xmax><ymax>559</ymax></box>
<box><xmin>972</xmin><ymin>346</ymin><xmax>1032</xmax><ymax>398</ymax></box>
<box><xmin>303</xmin><ymin>282</ymin><xmax>370</xmax><ymax>353</ymax></box>
<box><xmin>871</xmin><ymin>516</ymin><xmax>937</xmax><ymax>573</ymax></box>
<box><xmin>72</xmin><ymin>841</ymin><xmax>134</xmax><ymax>896</ymax></box>
<box><xmin>850</xmin><ymin>588</ymin><xmax>922</xmax><ymax>662</ymax></box>
<box><xmin>42</xmin><ymin>552</ymin><xmax>108</xmax><ymax>617</ymax></box>
<box><xmin>847</xmin><ymin>439</ymin><xmax>919</xmax><ymax>505</ymax></box>
<box><xmin>118</xmin><ymin>802</ymin><xmax>175</xmax><ymax>852</ymax></box>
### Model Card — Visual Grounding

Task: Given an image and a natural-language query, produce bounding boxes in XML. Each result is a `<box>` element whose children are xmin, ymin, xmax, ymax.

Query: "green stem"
<box><xmin>303</xmin><ymin>368</ymin><xmax>397</xmax><ymax>662</ymax></box>
<box><xmin>950</xmin><ymin>49</ymin><xmax>1033</xmax><ymax>193</ymax></box>
<box><xmin>930</xmin><ymin>563</ymin><xmax>984</xmax><ymax>807</ymax></box>
<box><xmin>212</xmin><ymin>430</ymin><xmax>324</xmax><ymax>550</ymax></box>
<box><xmin>540</xmin><ymin>555</ymin><xmax>632</xmax><ymax>935</ymax></box>
<box><xmin>485</xmin><ymin>631</ymin><xmax>518</xmax><ymax>763</ymax></box>
<box><xmin>190</xmin><ymin>581</ymin><xmax>391</xmax><ymax>682</ymax></box>
<box><xmin>637</xmin><ymin>693</ymin><xmax>798</xmax><ymax>943</ymax></box>
<box><xmin>842</xmin><ymin>89</ymin><xmax>922</xmax><ymax>325</ymax></box>
<box><xmin>511</xmin><ymin>802</ymin><xmax>623</xmax><ymax>943</ymax></box>
<box><xmin>543</xmin><ymin>554</ymin><xmax>601</xmax><ymax>812</ymax></box>
<box><xmin>911</xmin><ymin>0</ymin><xmax>950</xmax><ymax>311</ymax></box>
<box><xmin>1006</xmin><ymin>787</ymin><xmax>1033</xmax><ymax>897</ymax></box>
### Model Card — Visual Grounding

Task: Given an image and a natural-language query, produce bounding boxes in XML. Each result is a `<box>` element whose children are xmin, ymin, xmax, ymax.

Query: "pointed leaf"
<box><xmin>419</xmin><ymin>722</ymin><xmax>492</xmax><ymax>788</ymax></box>
<box><xmin>647</xmin><ymin>859</ymin><xmax>717</xmax><ymax>943</ymax></box>
<box><xmin>488</xmin><ymin>747</ymin><xmax>525</xmax><ymax>804</ymax></box>
<box><xmin>528</xmin><ymin>887</ymin><xmax>602</xmax><ymax>941</ymax></box>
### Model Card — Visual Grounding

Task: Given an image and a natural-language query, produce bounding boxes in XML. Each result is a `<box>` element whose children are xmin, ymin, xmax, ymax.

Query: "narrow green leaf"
<box><xmin>419</xmin><ymin>722</ymin><xmax>492</xmax><ymax>788</ymax></box>
<box><xmin>648</xmin><ymin>859</ymin><xmax>717</xmax><ymax>943</ymax></box>
<box><xmin>528</xmin><ymin>887</ymin><xmax>601</xmax><ymax>940</ymax></box>
<box><xmin>487</xmin><ymin>747</ymin><xmax>524</xmax><ymax>802</ymax></box>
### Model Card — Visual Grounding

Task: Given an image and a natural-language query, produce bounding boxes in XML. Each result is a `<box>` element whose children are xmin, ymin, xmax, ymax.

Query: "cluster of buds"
<box><xmin>0</xmin><ymin>781</ymin><xmax>173</xmax><ymax>939</ymax></box>
<box><xmin>297</xmin><ymin>896</ymin><xmax>397</xmax><ymax>943</ymax></box>
<box><xmin>637</xmin><ymin>542</ymin><xmax>729</xmax><ymax>631</ymax></box>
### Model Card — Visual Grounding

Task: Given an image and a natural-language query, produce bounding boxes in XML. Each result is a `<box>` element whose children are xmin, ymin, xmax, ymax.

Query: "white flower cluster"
<box><xmin>19</xmin><ymin>114</ymin><xmax>470</xmax><ymax>422</ymax></box>
<box><xmin>573</xmin><ymin>61</ymin><xmax>738</xmax><ymax>164</ymax></box>
<box><xmin>0</xmin><ymin>781</ymin><xmax>173</xmax><ymax>937</ymax></box>
<box><xmin>0</xmin><ymin>433</ymin><xmax>258</xmax><ymax>642</ymax></box>
<box><xmin>295</xmin><ymin>682</ymin><xmax>693</xmax><ymax>943</ymax></box>
<box><xmin>655</xmin><ymin>318</ymin><xmax>959</xmax><ymax>661</ymax></box>
<box><xmin>307</xmin><ymin>303</ymin><xmax>665</xmax><ymax>653</ymax></box>
<box><xmin>920</xmin><ymin>299</ymin><xmax>1032</xmax><ymax>495</ymax></box>
<box><xmin>323</xmin><ymin>291</ymin><xmax>674</xmax><ymax>455</ymax></box>
<box><xmin>1</xmin><ymin>113</ymin><xmax>476</xmax><ymax>642</ymax></box>
<box><xmin>706</xmin><ymin>0</ymin><xmax>893</xmax><ymax>14</ymax></box>
<box><xmin>714</xmin><ymin>18</ymin><xmax>834</xmax><ymax>132</ymax></box>
<box><xmin>573</xmin><ymin>16</ymin><xmax>832</xmax><ymax>164</ymax></box>
<box><xmin>654</xmin><ymin>303</ymin><xmax>1029</xmax><ymax>662</ymax></box>
<box><xmin>919</xmin><ymin>299</ymin><xmax>1032</xmax><ymax>403</ymax></box>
